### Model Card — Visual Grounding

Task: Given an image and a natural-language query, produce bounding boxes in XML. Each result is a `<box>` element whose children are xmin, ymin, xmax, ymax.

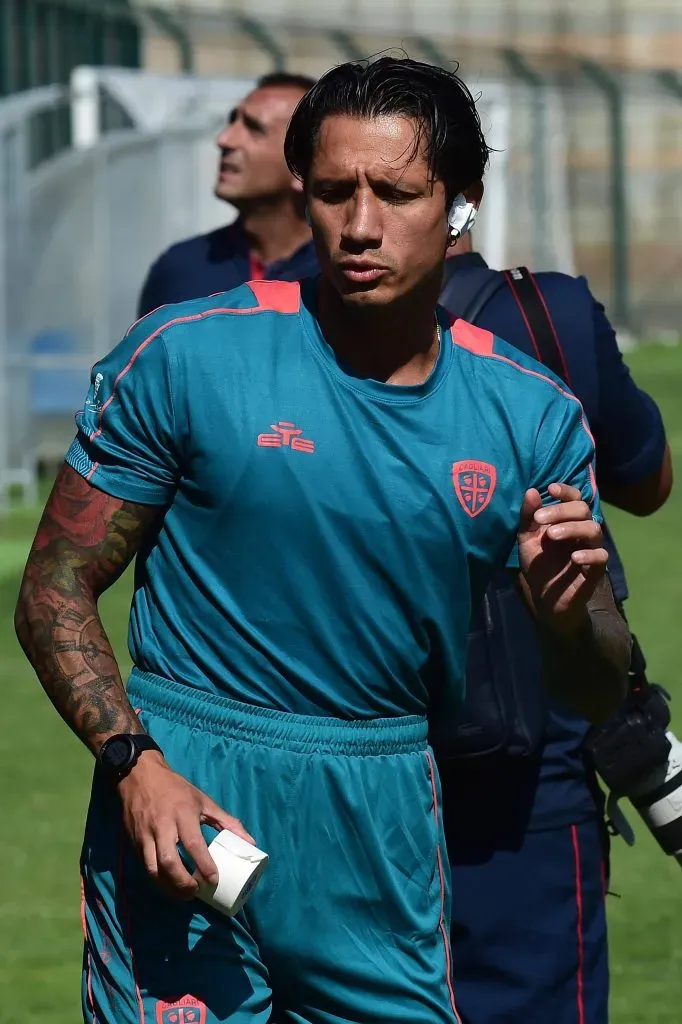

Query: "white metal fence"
<box><xmin>0</xmin><ymin>73</ymin><xmax>251</xmax><ymax>507</ymax></box>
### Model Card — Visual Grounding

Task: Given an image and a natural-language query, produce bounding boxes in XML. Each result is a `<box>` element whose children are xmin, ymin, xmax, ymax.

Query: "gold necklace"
<box><xmin>422</xmin><ymin>318</ymin><xmax>441</xmax><ymax>380</ymax></box>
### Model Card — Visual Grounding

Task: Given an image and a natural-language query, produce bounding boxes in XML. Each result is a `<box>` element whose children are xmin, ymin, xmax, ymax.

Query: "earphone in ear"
<box><xmin>447</xmin><ymin>193</ymin><xmax>478</xmax><ymax>244</ymax></box>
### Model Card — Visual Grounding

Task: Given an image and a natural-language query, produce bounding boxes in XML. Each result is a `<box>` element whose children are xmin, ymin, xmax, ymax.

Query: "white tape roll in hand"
<box><xmin>194</xmin><ymin>829</ymin><xmax>269</xmax><ymax>917</ymax></box>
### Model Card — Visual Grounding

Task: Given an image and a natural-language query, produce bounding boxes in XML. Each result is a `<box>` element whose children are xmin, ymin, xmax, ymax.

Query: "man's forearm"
<box><xmin>15</xmin><ymin>585</ymin><xmax>142</xmax><ymax>754</ymax></box>
<box><xmin>14</xmin><ymin>466</ymin><xmax>159</xmax><ymax>754</ymax></box>
<box><xmin>540</xmin><ymin>597</ymin><xmax>631</xmax><ymax>724</ymax></box>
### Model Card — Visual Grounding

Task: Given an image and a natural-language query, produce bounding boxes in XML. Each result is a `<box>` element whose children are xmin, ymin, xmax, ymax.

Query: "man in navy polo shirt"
<box><xmin>138</xmin><ymin>72</ymin><xmax>318</xmax><ymax>317</ymax></box>
<box><xmin>439</xmin><ymin>233</ymin><xmax>673</xmax><ymax>1024</ymax></box>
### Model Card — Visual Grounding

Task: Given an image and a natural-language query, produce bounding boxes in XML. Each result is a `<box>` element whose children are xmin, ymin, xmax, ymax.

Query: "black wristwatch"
<box><xmin>97</xmin><ymin>734</ymin><xmax>163</xmax><ymax>782</ymax></box>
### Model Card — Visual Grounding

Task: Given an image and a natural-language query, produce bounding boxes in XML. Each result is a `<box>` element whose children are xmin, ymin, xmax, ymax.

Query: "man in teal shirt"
<box><xmin>16</xmin><ymin>57</ymin><xmax>629</xmax><ymax>1024</ymax></box>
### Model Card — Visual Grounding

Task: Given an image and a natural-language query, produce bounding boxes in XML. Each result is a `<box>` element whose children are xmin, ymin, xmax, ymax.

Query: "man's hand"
<box><xmin>518</xmin><ymin>482</ymin><xmax>607</xmax><ymax>635</ymax></box>
<box><xmin>517</xmin><ymin>481</ymin><xmax>629</xmax><ymax>722</ymax></box>
<box><xmin>118</xmin><ymin>750</ymin><xmax>255</xmax><ymax>900</ymax></box>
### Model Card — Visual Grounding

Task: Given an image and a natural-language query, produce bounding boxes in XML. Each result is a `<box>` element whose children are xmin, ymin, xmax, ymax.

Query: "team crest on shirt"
<box><xmin>452</xmin><ymin>461</ymin><xmax>497</xmax><ymax>518</ymax></box>
<box><xmin>155</xmin><ymin>996</ymin><xmax>206</xmax><ymax>1024</ymax></box>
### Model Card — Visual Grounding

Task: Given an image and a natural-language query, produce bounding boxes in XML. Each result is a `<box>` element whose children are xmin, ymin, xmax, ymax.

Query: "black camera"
<box><xmin>585</xmin><ymin>632</ymin><xmax>682</xmax><ymax>864</ymax></box>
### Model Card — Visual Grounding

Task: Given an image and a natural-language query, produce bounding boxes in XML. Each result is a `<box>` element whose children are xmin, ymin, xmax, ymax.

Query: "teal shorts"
<box><xmin>80</xmin><ymin>669</ymin><xmax>461</xmax><ymax>1023</ymax></box>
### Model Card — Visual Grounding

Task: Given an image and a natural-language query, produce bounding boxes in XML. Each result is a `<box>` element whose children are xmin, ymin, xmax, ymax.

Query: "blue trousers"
<box><xmin>448</xmin><ymin>819</ymin><xmax>609</xmax><ymax>1024</ymax></box>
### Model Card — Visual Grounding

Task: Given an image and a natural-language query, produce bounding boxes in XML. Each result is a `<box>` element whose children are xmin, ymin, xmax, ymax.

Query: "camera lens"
<box><xmin>629</xmin><ymin>732</ymin><xmax>682</xmax><ymax>858</ymax></box>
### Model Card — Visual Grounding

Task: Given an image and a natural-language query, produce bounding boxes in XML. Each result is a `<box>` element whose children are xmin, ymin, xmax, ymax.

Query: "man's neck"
<box><xmin>317</xmin><ymin>276</ymin><xmax>442</xmax><ymax>386</ymax></box>
<box><xmin>237</xmin><ymin>199</ymin><xmax>311</xmax><ymax>267</ymax></box>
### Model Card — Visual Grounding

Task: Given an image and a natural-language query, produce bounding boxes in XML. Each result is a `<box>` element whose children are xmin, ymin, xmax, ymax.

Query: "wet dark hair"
<box><xmin>257</xmin><ymin>72</ymin><xmax>317</xmax><ymax>92</ymax></box>
<box><xmin>284</xmin><ymin>56</ymin><xmax>490</xmax><ymax>203</ymax></box>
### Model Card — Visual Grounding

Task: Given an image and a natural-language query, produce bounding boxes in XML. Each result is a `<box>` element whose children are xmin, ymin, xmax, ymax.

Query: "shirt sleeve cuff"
<box><xmin>65</xmin><ymin>437</ymin><xmax>172</xmax><ymax>506</ymax></box>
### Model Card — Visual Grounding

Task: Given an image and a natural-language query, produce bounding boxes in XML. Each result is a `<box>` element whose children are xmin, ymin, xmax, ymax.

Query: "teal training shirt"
<box><xmin>65</xmin><ymin>278</ymin><xmax>600</xmax><ymax>724</ymax></box>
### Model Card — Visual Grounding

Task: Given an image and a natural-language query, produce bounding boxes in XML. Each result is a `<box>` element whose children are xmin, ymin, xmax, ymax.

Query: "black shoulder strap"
<box><xmin>503</xmin><ymin>267</ymin><xmax>571</xmax><ymax>386</ymax></box>
<box><xmin>440</xmin><ymin>262</ymin><xmax>572</xmax><ymax>386</ymax></box>
<box><xmin>439</xmin><ymin>264</ymin><xmax>508</xmax><ymax>325</ymax></box>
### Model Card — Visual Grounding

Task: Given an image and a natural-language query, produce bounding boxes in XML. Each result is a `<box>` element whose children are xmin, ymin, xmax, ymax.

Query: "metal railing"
<box><xmin>134</xmin><ymin>0</ymin><xmax>682</xmax><ymax>72</ymax></box>
<box><xmin>0</xmin><ymin>72</ymin><xmax>249</xmax><ymax>508</ymax></box>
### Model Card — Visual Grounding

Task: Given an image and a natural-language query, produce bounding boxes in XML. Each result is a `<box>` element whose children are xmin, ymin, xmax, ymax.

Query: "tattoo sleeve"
<box><xmin>538</xmin><ymin>576</ymin><xmax>631</xmax><ymax>724</ymax></box>
<box><xmin>14</xmin><ymin>464</ymin><xmax>162</xmax><ymax>754</ymax></box>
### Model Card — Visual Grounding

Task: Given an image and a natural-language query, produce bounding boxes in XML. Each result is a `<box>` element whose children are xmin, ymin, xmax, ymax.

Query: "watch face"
<box><xmin>106</xmin><ymin>736</ymin><xmax>135</xmax><ymax>773</ymax></box>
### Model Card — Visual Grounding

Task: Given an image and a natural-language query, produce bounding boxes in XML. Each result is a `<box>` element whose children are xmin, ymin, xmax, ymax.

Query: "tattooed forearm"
<box><xmin>15</xmin><ymin>464</ymin><xmax>162</xmax><ymax>753</ymax></box>
<box><xmin>539</xmin><ymin>577</ymin><xmax>630</xmax><ymax>724</ymax></box>
<box><xmin>23</xmin><ymin>598</ymin><xmax>138</xmax><ymax>745</ymax></box>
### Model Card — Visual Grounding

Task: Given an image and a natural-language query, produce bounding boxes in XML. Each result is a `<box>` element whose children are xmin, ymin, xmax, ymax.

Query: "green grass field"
<box><xmin>1</xmin><ymin>344</ymin><xmax>682</xmax><ymax>1023</ymax></box>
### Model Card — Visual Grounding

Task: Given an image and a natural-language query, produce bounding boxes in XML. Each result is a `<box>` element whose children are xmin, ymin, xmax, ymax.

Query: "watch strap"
<box><xmin>97</xmin><ymin>733</ymin><xmax>163</xmax><ymax>782</ymax></box>
<box><xmin>131</xmin><ymin>734</ymin><xmax>162</xmax><ymax>756</ymax></box>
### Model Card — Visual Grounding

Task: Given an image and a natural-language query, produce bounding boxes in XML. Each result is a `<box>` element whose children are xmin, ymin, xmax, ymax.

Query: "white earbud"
<box><xmin>448</xmin><ymin>193</ymin><xmax>478</xmax><ymax>244</ymax></box>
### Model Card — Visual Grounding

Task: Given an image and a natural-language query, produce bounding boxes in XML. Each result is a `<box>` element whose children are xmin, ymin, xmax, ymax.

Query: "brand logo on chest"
<box><xmin>257</xmin><ymin>421</ymin><xmax>315</xmax><ymax>453</ymax></box>
<box><xmin>452</xmin><ymin>460</ymin><xmax>497</xmax><ymax>517</ymax></box>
